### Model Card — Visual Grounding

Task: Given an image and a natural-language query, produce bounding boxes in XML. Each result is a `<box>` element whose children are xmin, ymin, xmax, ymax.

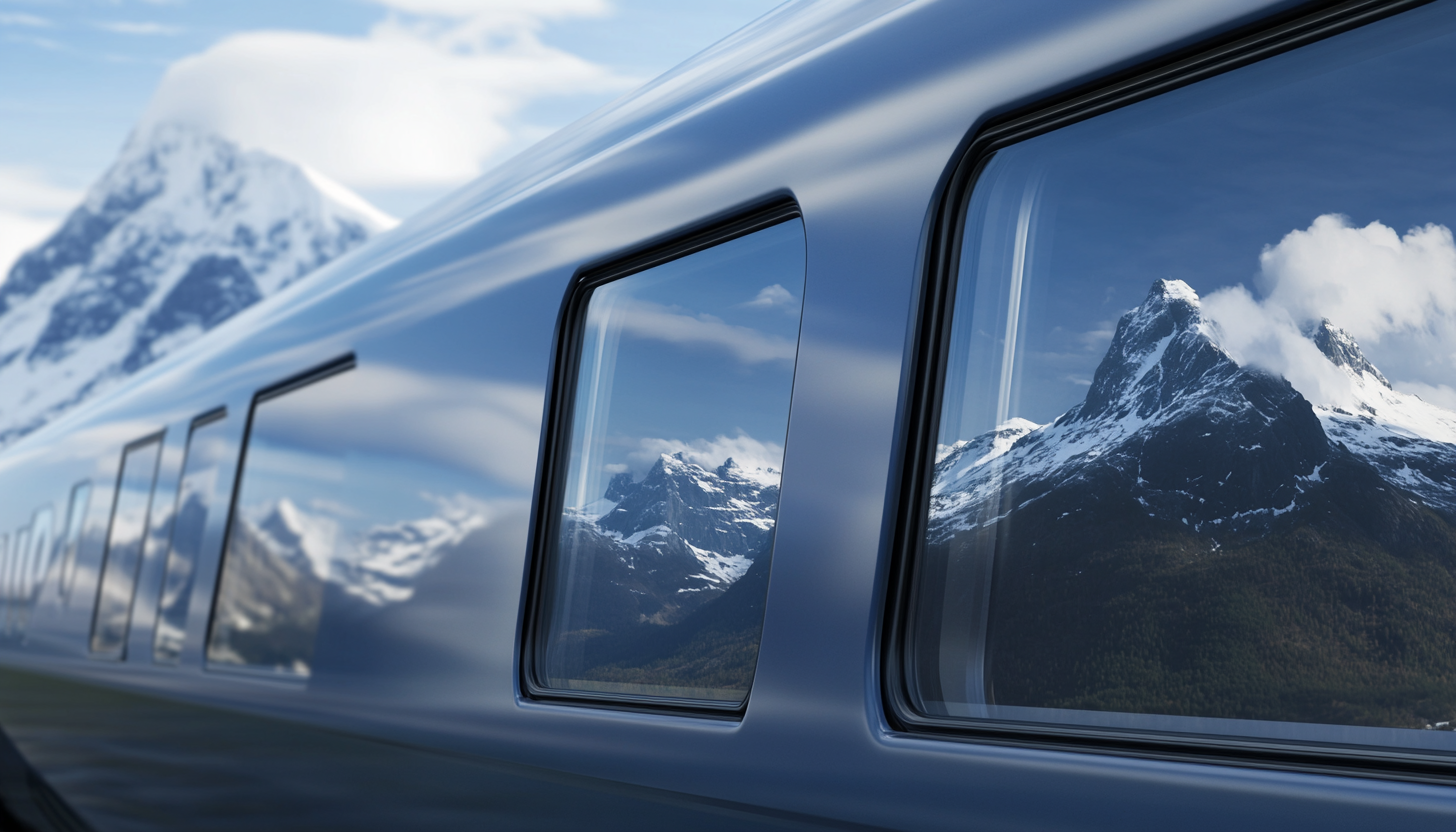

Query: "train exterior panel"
<box><xmin>1</xmin><ymin>0</ymin><xmax>1455</xmax><ymax>828</ymax></box>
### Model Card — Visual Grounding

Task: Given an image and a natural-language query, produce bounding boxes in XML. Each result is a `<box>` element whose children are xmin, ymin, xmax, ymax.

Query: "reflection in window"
<box><xmin>537</xmin><ymin>217</ymin><xmax>806</xmax><ymax>705</ymax></box>
<box><xmin>910</xmin><ymin>2</ymin><xmax>1456</xmax><ymax>752</ymax></box>
<box><xmin>58</xmin><ymin>481</ymin><xmax>92</xmax><ymax>606</ymax></box>
<box><xmin>91</xmin><ymin>436</ymin><xmax>164</xmax><ymax>657</ymax></box>
<box><xmin>155</xmin><ymin>413</ymin><xmax>230</xmax><ymax>664</ymax></box>
<box><xmin>9</xmin><ymin>506</ymin><xmax>53</xmax><ymax>636</ymax></box>
<box><xmin>208</xmin><ymin>372</ymin><xmax>345</xmax><ymax>678</ymax></box>
<box><xmin>0</xmin><ymin>535</ymin><xmax>8</xmax><ymax>634</ymax></box>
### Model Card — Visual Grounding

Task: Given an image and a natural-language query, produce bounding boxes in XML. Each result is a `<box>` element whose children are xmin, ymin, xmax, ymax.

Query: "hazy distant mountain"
<box><xmin>0</xmin><ymin>122</ymin><xmax>395</xmax><ymax>447</ymax></box>
<box><xmin>930</xmin><ymin>280</ymin><xmax>1456</xmax><ymax>729</ymax></box>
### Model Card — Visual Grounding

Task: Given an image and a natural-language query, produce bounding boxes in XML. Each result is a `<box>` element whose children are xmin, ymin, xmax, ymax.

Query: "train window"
<box><xmin>10</xmin><ymin>506</ymin><xmax>54</xmax><ymax>636</ymax></box>
<box><xmin>154</xmin><ymin>410</ymin><xmax>230</xmax><ymax>664</ymax></box>
<box><xmin>898</xmin><ymin>1</ymin><xmax>1456</xmax><ymax>762</ymax></box>
<box><xmin>57</xmin><ymin>481</ymin><xmax>92</xmax><ymax>605</ymax></box>
<box><xmin>91</xmin><ymin>434</ymin><xmax>164</xmax><ymax>657</ymax></box>
<box><xmin>0</xmin><ymin>535</ymin><xmax>8</xmax><ymax>634</ymax></box>
<box><xmin>207</xmin><ymin>361</ymin><xmax>352</xmax><ymax>678</ymax></box>
<box><xmin>6</xmin><ymin>525</ymin><xmax>29</xmax><ymax>637</ymax></box>
<box><xmin>529</xmin><ymin>208</ymin><xmax>805</xmax><ymax>709</ymax></box>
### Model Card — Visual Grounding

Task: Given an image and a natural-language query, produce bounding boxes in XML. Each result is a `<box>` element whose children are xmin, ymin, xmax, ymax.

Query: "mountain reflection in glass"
<box><xmin>154</xmin><ymin>414</ymin><xmax>230</xmax><ymax>664</ymax></box>
<box><xmin>914</xmin><ymin>2</ymin><xmax>1456</xmax><ymax>747</ymax></box>
<box><xmin>91</xmin><ymin>436</ymin><xmax>163</xmax><ymax>657</ymax></box>
<box><xmin>209</xmin><ymin>378</ymin><xmax>340</xmax><ymax>677</ymax></box>
<box><xmin>540</xmin><ymin>219</ymin><xmax>806</xmax><ymax>704</ymax></box>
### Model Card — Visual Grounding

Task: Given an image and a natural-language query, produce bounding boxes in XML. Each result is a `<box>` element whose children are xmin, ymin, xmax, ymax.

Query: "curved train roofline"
<box><xmin>3</xmin><ymin>0</ymin><xmax>1456</xmax><ymax>829</ymax></box>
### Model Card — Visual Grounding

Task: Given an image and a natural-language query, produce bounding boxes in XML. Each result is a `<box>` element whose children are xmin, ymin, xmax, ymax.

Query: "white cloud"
<box><xmin>617</xmin><ymin>299</ymin><xmax>798</xmax><ymax>364</ymax></box>
<box><xmin>627</xmin><ymin>431</ymin><xmax>785</xmax><ymax>481</ymax></box>
<box><xmin>139</xmin><ymin>1</ymin><xmax>634</xmax><ymax>190</ymax></box>
<box><xmin>1202</xmin><ymin>284</ymin><xmax>1357</xmax><ymax>409</ymax></box>
<box><xmin>97</xmin><ymin>21</ymin><xmax>183</xmax><ymax>36</ymax></box>
<box><xmin>1200</xmin><ymin>214</ymin><xmax>1456</xmax><ymax>407</ymax></box>
<box><xmin>0</xmin><ymin>167</ymin><xmax>81</xmax><ymax>283</ymax></box>
<box><xmin>1394</xmin><ymin>381</ymin><xmax>1456</xmax><ymax>412</ymax></box>
<box><xmin>1257</xmin><ymin>214</ymin><xmax>1456</xmax><ymax>346</ymax></box>
<box><xmin>0</xmin><ymin>13</ymin><xmax>49</xmax><ymax>28</ymax></box>
<box><xmin>743</xmin><ymin>283</ymin><xmax>797</xmax><ymax>311</ymax></box>
<box><xmin>257</xmin><ymin>363</ymin><xmax>544</xmax><ymax>489</ymax></box>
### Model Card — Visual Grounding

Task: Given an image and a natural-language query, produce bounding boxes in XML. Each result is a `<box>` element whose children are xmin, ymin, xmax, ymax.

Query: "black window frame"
<box><xmin>880</xmin><ymin>0</ymin><xmax>1455</xmax><ymax>784</ymax></box>
<box><xmin>204</xmin><ymin>354</ymin><xmax>355</xmax><ymax>679</ymax></box>
<box><xmin>520</xmin><ymin>195</ymin><xmax>802</xmax><ymax>718</ymax></box>
<box><xmin>152</xmin><ymin>404</ymin><xmax>228</xmax><ymax>665</ymax></box>
<box><xmin>89</xmin><ymin>430</ymin><xmax>167</xmax><ymax>659</ymax></box>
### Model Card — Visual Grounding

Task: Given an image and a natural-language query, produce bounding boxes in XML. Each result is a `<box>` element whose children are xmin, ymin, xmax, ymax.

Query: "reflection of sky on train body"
<box><xmin>944</xmin><ymin>3</ymin><xmax>1456</xmax><ymax>441</ymax></box>
<box><xmin>566</xmin><ymin>218</ymin><xmax>806</xmax><ymax>510</ymax></box>
<box><xmin>155</xmin><ymin>416</ymin><xmax>232</xmax><ymax>663</ymax></box>
<box><xmin>222</xmin><ymin>364</ymin><xmax>537</xmax><ymax>622</ymax></box>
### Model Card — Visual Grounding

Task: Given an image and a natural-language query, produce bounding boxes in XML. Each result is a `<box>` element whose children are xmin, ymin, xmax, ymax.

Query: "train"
<box><xmin>2</xmin><ymin>0</ymin><xmax>1456</xmax><ymax>828</ymax></box>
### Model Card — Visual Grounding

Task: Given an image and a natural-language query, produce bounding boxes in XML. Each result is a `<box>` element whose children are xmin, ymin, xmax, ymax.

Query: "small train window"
<box><xmin>91</xmin><ymin>434</ymin><xmax>165</xmax><ymax>657</ymax></box>
<box><xmin>530</xmin><ymin>207</ymin><xmax>805</xmax><ymax>710</ymax></box>
<box><xmin>58</xmin><ymin>481</ymin><xmax>93</xmax><ymax>605</ymax></box>
<box><xmin>898</xmin><ymin>1</ymin><xmax>1456</xmax><ymax>763</ymax></box>
<box><xmin>207</xmin><ymin>361</ymin><xmax>352</xmax><ymax>679</ymax></box>
<box><xmin>154</xmin><ymin>409</ymin><xmax>230</xmax><ymax>664</ymax></box>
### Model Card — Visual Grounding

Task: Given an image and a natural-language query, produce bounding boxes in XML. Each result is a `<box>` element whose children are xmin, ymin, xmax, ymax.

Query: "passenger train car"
<box><xmin>3</xmin><ymin>0</ymin><xmax>1456</xmax><ymax>828</ymax></box>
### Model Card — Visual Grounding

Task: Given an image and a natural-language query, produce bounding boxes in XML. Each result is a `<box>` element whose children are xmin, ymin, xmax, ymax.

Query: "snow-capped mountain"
<box><xmin>562</xmin><ymin>452</ymin><xmax>781</xmax><ymax>628</ymax></box>
<box><xmin>1305</xmin><ymin>319</ymin><xmax>1456</xmax><ymax>517</ymax></box>
<box><xmin>928</xmin><ymin>279</ymin><xmax>1456</xmax><ymax>727</ymax></box>
<box><xmin>932</xmin><ymin>279</ymin><xmax>1330</xmax><ymax>539</ymax></box>
<box><xmin>0</xmin><ymin>122</ymin><xmax>395</xmax><ymax>447</ymax></box>
<box><xmin>931</xmin><ymin>280</ymin><xmax>1456</xmax><ymax>539</ymax></box>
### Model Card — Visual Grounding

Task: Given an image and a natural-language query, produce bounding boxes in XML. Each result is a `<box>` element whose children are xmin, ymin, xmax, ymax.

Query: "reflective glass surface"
<box><xmin>155</xmin><ymin>415</ymin><xmax>231</xmax><ymax>664</ymax></box>
<box><xmin>58</xmin><ymin>481</ymin><xmax>92</xmax><ymax>605</ymax></box>
<box><xmin>538</xmin><ymin>218</ymin><xmax>806</xmax><ymax>704</ymax></box>
<box><xmin>208</xmin><ymin>358</ymin><xmax>518</xmax><ymax>678</ymax></box>
<box><xmin>91</xmin><ymin>437</ymin><xmax>163</xmax><ymax>656</ymax></box>
<box><xmin>10</xmin><ymin>506</ymin><xmax>53</xmax><ymax>635</ymax></box>
<box><xmin>913</xmin><ymin>1</ymin><xmax>1456</xmax><ymax>751</ymax></box>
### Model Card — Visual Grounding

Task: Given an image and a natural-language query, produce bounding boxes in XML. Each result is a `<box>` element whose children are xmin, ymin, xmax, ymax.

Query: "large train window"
<box><xmin>154</xmin><ymin>409</ymin><xmax>230</xmax><ymax>664</ymax></box>
<box><xmin>527</xmin><ymin>204</ymin><xmax>805</xmax><ymax>711</ymax></box>
<box><xmin>894</xmin><ymin>2</ymin><xmax>1456</xmax><ymax>768</ymax></box>
<box><xmin>91</xmin><ymin>434</ymin><xmax>164</xmax><ymax>657</ymax></box>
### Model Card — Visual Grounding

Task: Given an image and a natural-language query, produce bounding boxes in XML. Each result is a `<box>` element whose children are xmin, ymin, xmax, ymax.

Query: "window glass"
<box><xmin>10</xmin><ymin>507</ymin><xmax>53</xmax><ymax>636</ymax></box>
<box><xmin>58</xmin><ymin>481</ymin><xmax>92</xmax><ymax>605</ymax></box>
<box><xmin>4</xmin><ymin>526</ymin><xmax>28</xmax><ymax>637</ymax></box>
<box><xmin>208</xmin><ymin>376</ymin><xmax>341</xmax><ymax>678</ymax></box>
<box><xmin>155</xmin><ymin>414</ymin><xmax>230</xmax><ymax>664</ymax></box>
<box><xmin>0</xmin><ymin>535</ymin><xmax>8</xmax><ymax>633</ymax></box>
<box><xmin>536</xmin><ymin>217</ymin><xmax>806</xmax><ymax>705</ymax></box>
<box><xmin>911</xmin><ymin>1</ymin><xmax>1456</xmax><ymax>753</ymax></box>
<box><xmin>91</xmin><ymin>436</ymin><xmax>164</xmax><ymax>657</ymax></box>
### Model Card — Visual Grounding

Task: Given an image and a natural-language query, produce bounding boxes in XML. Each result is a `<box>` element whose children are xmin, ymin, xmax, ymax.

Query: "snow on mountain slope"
<box><xmin>1306</xmin><ymin>319</ymin><xmax>1456</xmax><ymax>516</ymax></box>
<box><xmin>931</xmin><ymin>280</ymin><xmax>1456</xmax><ymax>540</ymax></box>
<box><xmin>572</xmin><ymin>452</ymin><xmax>780</xmax><ymax>592</ymax></box>
<box><xmin>0</xmin><ymin>122</ymin><xmax>396</xmax><ymax>447</ymax></box>
<box><xmin>930</xmin><ymin>279</ymin><xmax>1331</xmax><ymax>539</ymax></box>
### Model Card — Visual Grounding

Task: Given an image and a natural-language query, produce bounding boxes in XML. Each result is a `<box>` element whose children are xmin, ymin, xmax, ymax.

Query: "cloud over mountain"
<box><xmin>1203</xmin><ymin>214</ymin><xmax>1456</xmax><ymax>409</ymax></box>
<box><xmin>138</xmin><ymin>0</ymin><xmax>635</xmax><ymax>191</ymax></box>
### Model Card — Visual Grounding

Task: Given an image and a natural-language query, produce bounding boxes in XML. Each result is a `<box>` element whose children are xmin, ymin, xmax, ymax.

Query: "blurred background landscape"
<box><xmin>0</xmin><ymin>0</ymin><xmax>782</xmax><ymax>446</ymax></box>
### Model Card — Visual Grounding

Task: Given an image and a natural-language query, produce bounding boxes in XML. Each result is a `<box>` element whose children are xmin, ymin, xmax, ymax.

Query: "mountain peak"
<box><xmin>0</xmin><ymin>121</ymin><xmax>393</xmax><ymax>448</ymax></box>
<box><xmin>1306</xmin><ymin>318</ymin><xmax>1391</xmax><ymax>389</ymax></box>
<box><xmin>1076</xmin><ymin>279</ymin><xmax>1228</xmax><ymax>423</ymax></box>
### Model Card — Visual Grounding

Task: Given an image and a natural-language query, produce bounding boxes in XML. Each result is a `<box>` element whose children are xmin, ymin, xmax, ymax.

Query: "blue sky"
<box><xmin>566</xmin><ymin>219</ymin><xmax>805</xmax><ymax>510</ymax></box>
<box><xmin>0</xmin><ymin>0</ymin><xmax>785</xmax><ymax>275</ymax></box>
<box><xmin>942</xmin><ymin>0</ymin><xmax>1456</xmax><ymax>442</ymax></box>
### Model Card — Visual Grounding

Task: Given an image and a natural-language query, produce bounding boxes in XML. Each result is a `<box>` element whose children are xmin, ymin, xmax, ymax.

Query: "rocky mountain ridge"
<box><xmin>0</xmin><ymin>122</ymin><xmax>395</xmax><ymax>447</ymax></box>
